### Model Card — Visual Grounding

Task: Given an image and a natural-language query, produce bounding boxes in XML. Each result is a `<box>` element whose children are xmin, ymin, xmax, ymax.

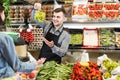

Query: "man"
<box><xmin>32</xmin><ymin>3</ymin><xmax>71</xmax><ymax>63</ymax></box>
<box><xmin>0</xmin><ymin>3</ymin><xmax>46</xmax><ymax>78</ymax></box>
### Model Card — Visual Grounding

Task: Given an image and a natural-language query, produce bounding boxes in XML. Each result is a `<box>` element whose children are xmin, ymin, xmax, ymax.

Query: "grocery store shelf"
<box><xmin>68</xmin><ymin>45</ymin><xmax>120</xmax><ymax>53</ymax></box>
<box><xmin>63</xmin><ymin>22</ymin><xmax>120</xmax><ymax>29</ymax></box>
<box><xmin>68</xmin><ymin>48</ymin><xmax>120</xmax><ymax>53</ymax></box>
<box><xmin>10</xmin><ymin>22</ymin><xmax>37</xmax><ymax>26</ymax></box>
<box><xmin>10</xmin><ymin>21</ymin><xmax>120</xmax><ymax>29</ymax></box>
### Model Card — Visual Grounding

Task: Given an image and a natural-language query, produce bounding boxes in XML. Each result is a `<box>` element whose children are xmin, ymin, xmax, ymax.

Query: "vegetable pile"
<box><xmin>102</xmin><ymin>59</ymin><xmax>120</xmax><ymax>79</ymax></box>
<box><xmin>70</xmin><ymin>34</ymin><xmax>83</xmax><ymax>45</ymax></box>
<box><xmin>34</xmin><ymin>10</ymin><xmax>46</xmax><ymax>22</ymax></box>
<box><xmin>36</xmin><ymin>61</ymin><xmax>73</xmax><ymax>80</ymax></box>
<box><xmin>71</xmin><ymin>62</ymin><xmax>102</xmax><ymax>80</ymax></box>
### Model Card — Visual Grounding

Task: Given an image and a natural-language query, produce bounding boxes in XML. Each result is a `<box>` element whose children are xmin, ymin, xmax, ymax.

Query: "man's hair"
<box><xmin>53</xmin><ymin>7</ymin><xmax>67</xmax><ymax>17</ymax></box>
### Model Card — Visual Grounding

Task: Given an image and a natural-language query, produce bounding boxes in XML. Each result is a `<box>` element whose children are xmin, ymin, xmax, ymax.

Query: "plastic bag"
<box><xmin>80</xmin><ymin>50</ymin><xmax>89</xmax><ymax>62</ymax></box>
<box><xmin>28</xmin><ymin>52</ymin><xmax>37</xmax><ymax>62</ymax></box>
<box><xmin>97</xmin><ymin>54</ymin><xmax>108</xmax><ymax>66</ymax></box>
<box><xmin>54</xmin><ymin>0</ymin><xmax>62</xmax><ymax>10</ymax></box>
<box><xmin>111</xmin><ymin>66</ymin><xmax>120</xmax><ymax>75</ymax></box>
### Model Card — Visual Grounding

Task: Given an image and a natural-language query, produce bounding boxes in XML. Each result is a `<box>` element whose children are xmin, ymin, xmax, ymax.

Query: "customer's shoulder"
<box><xmin>0</xmin><ymin>33</ymin><xmax>12</xmax><ymax>40</ymax></box>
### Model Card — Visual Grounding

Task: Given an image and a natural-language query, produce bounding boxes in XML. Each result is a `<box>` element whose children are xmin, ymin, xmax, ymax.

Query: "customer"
<box><xmin>32</xmin><ymin>3</ymin><xmax>71</xmax><ymax>63</ymax></box>
<box><xmin>0</xmin><ymin>3</ymin><xmax>46</xmax><ymax>78</ymax></box>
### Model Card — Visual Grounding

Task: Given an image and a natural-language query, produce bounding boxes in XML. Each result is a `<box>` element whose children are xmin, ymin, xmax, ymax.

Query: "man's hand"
<box><xmin>34</xmin><ymin>3</ymin><xmax>41</xmax><ymax>11</ymax></box>
<box><xmin>42</xmin><ymin>37</ymin><xmax>54</xmax><ymax>48</ymax></box>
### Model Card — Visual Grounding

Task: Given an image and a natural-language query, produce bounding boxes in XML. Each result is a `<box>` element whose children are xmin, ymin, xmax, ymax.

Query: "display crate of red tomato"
<box><xmin>88</xmin><ymin>10</ymin><xmax>103</xmax><ymax>21</ymax></box>
<box><xmin>104</xmin><ymin>3</ymin><xmax>119</xmax><ymax>10</ymax></box>
<box><xmin>71</xmin><ymin>61</ymin><xmax>102</xmax><ymax>80</ymax></box>
<box><xmin>88</xmin><ymin>3</ymin><xmax>103</xmax><ymax>10</ymax></box>
<box><xmin>103</xmin><ymin>10</ymin><xmax>119</xmax><ymax>21</ymax></box>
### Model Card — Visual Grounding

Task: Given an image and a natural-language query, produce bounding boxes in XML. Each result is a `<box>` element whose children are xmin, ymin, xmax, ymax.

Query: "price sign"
<box><xmin>83</xmin><ymin>28</ymin><xmax>99</xmax><ymax>48</ymax></box>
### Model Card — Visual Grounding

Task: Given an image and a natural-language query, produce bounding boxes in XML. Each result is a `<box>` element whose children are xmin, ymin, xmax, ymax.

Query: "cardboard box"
<box><xmin>15</xmin><ymin>45</ymin><xmax>27</xmax><ymax>58</ymax></box>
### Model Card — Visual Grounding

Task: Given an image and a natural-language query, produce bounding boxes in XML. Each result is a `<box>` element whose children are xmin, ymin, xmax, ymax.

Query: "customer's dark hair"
<box><xmin>0</xmin><ymin>2</ymin><xmax>4</xmax><ymax>25</ymax></box>
<box><xmin>53</xmin><ymin>7</ymin><xmax>67</xmax><ymax>17</ymax></box>
<box><xmin>0</xmin><ymin>2</ymin><xmax>4</xmax><ymax>13</ymax></box>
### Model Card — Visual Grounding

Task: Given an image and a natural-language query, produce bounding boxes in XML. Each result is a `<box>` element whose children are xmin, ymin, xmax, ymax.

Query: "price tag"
<box><xmin>83</xmin><ymin>28</ymin><xmax>99</xmax><ymax>48</ymax></box>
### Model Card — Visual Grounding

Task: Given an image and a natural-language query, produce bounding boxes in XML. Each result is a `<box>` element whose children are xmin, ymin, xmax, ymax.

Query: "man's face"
<box><xmin>52</xmin><ymin>11</ymin><xmax>65</xmax><ymax>28</ymax></box>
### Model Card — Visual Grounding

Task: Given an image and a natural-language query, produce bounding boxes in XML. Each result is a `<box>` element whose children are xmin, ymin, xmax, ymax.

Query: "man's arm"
<box><xmin>42</xmin><ymin>32</ymin><xmax>71</xmax><ymax>57</ymax></box>
<box><xmin>51</xmin><ymin>34</ymin><xmax>71</xmax><ymax>57</ymax></box>
<box><xmin>31</xmin><ymin>9</ymin><xmax>46</xmax><ymax>27</ymax></box>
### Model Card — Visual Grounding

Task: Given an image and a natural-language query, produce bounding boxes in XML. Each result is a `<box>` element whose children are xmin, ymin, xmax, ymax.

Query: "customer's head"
<box><xmin>0</xmin><ymin>3</ymin><xmax>5</xmax><ymax>23</ymax></box>
<box><xmin>52</xmin><ymin>7</ymin><xmax>67</xmax><ymax>28</ymax></box>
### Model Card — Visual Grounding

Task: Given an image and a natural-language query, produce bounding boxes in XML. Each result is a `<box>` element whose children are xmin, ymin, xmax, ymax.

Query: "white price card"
<box><xmin>83</xmin><ymin>28</ymin><xmax>99</xmax><ymax>48</ymax></box>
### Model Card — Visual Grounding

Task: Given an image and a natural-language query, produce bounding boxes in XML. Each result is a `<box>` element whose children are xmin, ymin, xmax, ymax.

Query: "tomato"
<box><xmin>28</xmin><ymin>72</ymin><xmax>35</xmax><ymax>79</ymax></box>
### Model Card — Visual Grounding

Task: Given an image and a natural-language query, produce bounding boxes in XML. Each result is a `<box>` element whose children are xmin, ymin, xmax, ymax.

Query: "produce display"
<box><xmin>72</xmin><ymin>0</ymin><xmax>88</xmax><ymax>22</ymax></box>
<box><xmin>19</xmin><ymin>28</ymin><xmax>34</xmax><ymax>43</ymax></box>
<box><xmin>72</xmin><ymin>5</ymin><xmax>87</xmax><ymax>16</ymax></box>
<box><xmin>115</xmin><ymin>32</ymin><xmax>120</xmax><ymax>47</ymax></box>
<box><xmin>69</xmin><ymin>28</ymin><xmax>120</xmax><ymax>49</ymax></box>
<box><xmin>116</xmin><ymin>76</ymin><xmax>120</xmax><ymax>80</ymax></box>
<box><xmin>5</xmin><ymin>0</ymin><xmax>120</xmax><ymax>79</ymax></box>
<box><xmin>36</xmin><ymin>61</ymin><xmax>73</xmax><ymax>80</ymax></box>
<box><xmin>87</xmin><ymin>3</ymin><xmax>120</xmax><ymax>22</ymax></box>
<box><xmin>3</xmin><ymin>54</ymin><xmax>120</xmax><ymax>80</ymax></box>
<box><xmin>16</xmin><ymin>72</ymin><xmax>36</xmax><ymax>80</ymax></box>
<box><xmin>71</xmin><ymin>62</ymin><xmax>102</xmax><ymax>80</ymax></box>
<box><xmin>102</xmin><ymin>59</ymin><xmax>120</xmax><ymax>73</ymax></box>
<box><xmin>104</xmin><ymin>3</ymin><xmax>119</xmax><ymax>10</ymax></box>
<box><xmin>70</xmin><ymin>34</ymin><xmax>83</xmax><ymax>45</ymax></box>
<box><xmin>101</xmin><ymin>58</ymin><xmax>120</xmax><ymax>80</ymax></box>
<box><xmin>93</xmin><ymin>0</ymin><xmax>117</xmax><ymax>3</ymax></box>
<box><xmin>34</xmin><ymin>10</ymin><xmax>46</xmax><ymax>22</ymax></box>
<box><xmin>36</xmin><ymin>61</ymin><xmax>103</xmax><ymax>80</ymax></box>
<box><xmin>88</xmin><ymin>3</ymin><xmax>103</xmax><ymax>10</ymax></box>
<box><xmin>99</xmin><ymin>28</ymin><xmax>115</xmax><ymax>47</ymax></box>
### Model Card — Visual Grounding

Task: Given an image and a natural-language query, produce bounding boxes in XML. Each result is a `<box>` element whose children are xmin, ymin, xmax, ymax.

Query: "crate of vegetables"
<box><xmin>103</xmin><ymin>10</ymin><xmax>119</xmax><ymax>21</ymax></box>
<box><xmin>104</xmin><ymin>3</ymin><xmax>119</xmax><ymax>10</ymax></box>
<box><xmin>71</xmin><ymin>61</ymin><xmax>102</xmax><ymax>80</ymax></box>
<box><xmin>88</xmin><ymin>10</ymin><xmax>103</xmax><ymax>22</ymax></box>
<box><xmin>36</xmin><ymin>61</ymin><xmax>73</xmax><ymax>80</ymax></box>
<box><xmin>69</xmin><ymin>29</ymin><xmax>83</xmax><ymax>49</ymax></box>
<box><xmin>88</xmin><ymin>3</ymin><xmax>103</xmax><ymax>10</ymax></box>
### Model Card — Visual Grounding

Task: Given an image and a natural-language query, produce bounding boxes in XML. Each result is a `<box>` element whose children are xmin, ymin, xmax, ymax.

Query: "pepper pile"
<box><xmin>71</xmin><ymin>62</ymin><xmax>103</xmax><ymax>80</ymax></box>
<box><xmin>19</xmin><ymin>29</ymin><xmax>34</xmax><ymax>43</ymax></box>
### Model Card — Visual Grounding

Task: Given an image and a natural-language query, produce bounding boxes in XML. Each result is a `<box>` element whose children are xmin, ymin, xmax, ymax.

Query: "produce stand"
<box><xmin>2</xmin><ymin>0</ymin><xmax>120</xmax><ymax>80</ymax></box>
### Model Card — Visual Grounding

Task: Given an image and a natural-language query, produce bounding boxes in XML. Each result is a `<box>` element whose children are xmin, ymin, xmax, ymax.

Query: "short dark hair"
<box><xmin>53</xmin><ymin>7</ymin><xmax>67</xmax><ymax>17</ymax></box>
<box><xmin>0</xmin><ymin>2</ymin><xmax>4</xmax><ymax>25</ymax></box>
<box><xmin>0</xmin><ymin>2</ymin><xmax>4</xmax><ymax>13</ymax></box>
